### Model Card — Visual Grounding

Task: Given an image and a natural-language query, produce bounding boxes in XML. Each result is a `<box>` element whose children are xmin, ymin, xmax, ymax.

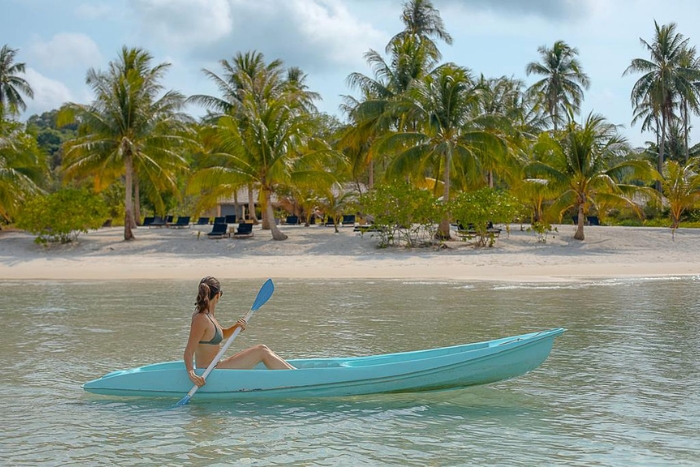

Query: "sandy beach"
<box><xmin>1</xmin><ymin>223</ymin><xmax>699</xmax><ymax>282</ymax></box>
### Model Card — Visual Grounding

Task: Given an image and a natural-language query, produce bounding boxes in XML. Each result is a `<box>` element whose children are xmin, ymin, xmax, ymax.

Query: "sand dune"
<box><xmin>1</xmin><ymin>223</ymin><xmax>699</xmax><ymax>282</ymax></box>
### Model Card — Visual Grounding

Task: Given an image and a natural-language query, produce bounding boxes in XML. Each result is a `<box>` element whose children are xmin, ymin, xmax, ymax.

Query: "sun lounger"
<box><xmin>213</xmin><ymin>216</ymin><xmax>226</xmax><ymax>225</ymax></box>
<box><xmin>225</xmin><ymin>215</ymin><xmax>237</xmax><ymax>224</ymax></box>
<box><xmin>196</xmin><ymin>217</ymin><xmax>210</xmax><ymax>225</ymax></box>
<box><xmin>342</xmin><ymin>215</ymin><xmax>356</xmax><ymax>226</ymax></box>
<box><xmin>232</xmin><ymin>222</ymin><xmax>254</xmax><ymax>238</ymax></box>
<box><xmin>143</xmin><ymin>216</ymin><xmax>155</xmax><ymax>226</ymax></box>
<box><xmin>286</xmin><ymin>215</ymin><xmax>299</xmax><ymax>225</ymax></box>
<box><xmin>206</xmin><ymin>223</ymin><xmax>229</xmax><ymax>239</ymax></box>
<box><xmin>169</xmin><ymin>216</ymin><xmax>191</xmax><ymax>228</ymax></box>
<box><xmin>148</xmin><ymin>216</ymin><xmax>167</xmax><ymax>228</ymax></box>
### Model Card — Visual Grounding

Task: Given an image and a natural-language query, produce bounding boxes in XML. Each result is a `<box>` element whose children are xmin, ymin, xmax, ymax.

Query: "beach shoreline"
<box><xmin>1</xmin><ymin>223</ymin><xmax>699</xmax><ymax>282</ymax></box>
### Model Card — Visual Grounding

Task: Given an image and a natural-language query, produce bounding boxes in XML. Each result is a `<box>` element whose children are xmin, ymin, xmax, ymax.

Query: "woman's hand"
<box><xmin>188</xmin><ymin>370</ymin><xmax>205</xmax><ymax>387</ymax></box>
<box><xmin>236</xmin><ymin>318</ymin><xmax>247</xmax><ymax>331</ymax></box>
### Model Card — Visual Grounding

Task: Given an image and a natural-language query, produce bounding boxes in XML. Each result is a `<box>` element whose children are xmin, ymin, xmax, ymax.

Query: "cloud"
<box><xmin>29</xmin><ymin>33</ymin><xmax>102</xmax><ymax>70</ymax></box>
<box><xmin>441</xmin><ymin>0</ymin><xmax>594</xmax><ymax>20</ymax></box>
<box><xmin>22</xmin><ymin>69</ymin><xmax>75</xmax><ymax>116</ymax></box>
<box><xmin>129</xmin><ymin>0</ymin><xmax>233</xmax><ymax>48</ymax></box>
<box><xmin>75</xmin><ymin>2</ymin><xmax>113</xmax><ymax>19</ymax></box>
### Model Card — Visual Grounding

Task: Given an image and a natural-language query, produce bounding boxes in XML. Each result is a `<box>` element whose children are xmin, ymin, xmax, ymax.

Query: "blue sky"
<box><xmin>3</xmin><ymin>0</ymin><xmax>700</xmax><ymax>148</ymax></box>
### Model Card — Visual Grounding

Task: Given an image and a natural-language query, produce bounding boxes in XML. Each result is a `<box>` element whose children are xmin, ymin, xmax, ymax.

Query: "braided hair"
<box><xmin>195</xmin><ymin>276</ymin><xmax>221</xmax><ymax>313</ymax></box>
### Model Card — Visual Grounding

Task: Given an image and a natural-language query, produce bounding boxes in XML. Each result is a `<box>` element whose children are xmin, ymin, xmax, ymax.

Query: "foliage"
<box><xmin>0</xmin><ymin>45</ymin><xmax>34</xmax><ymax>118</ymax></box>
<box><xmin>25</xmin><ymin>109</ymin><xmax>77</xmax><ymax>171</ymax></box>
<box><xmin>448</xmin><ymin>188</ymin><xmax>524</xmax><ymax>246</ymax></box>
<box><xmin>16</xmin><ymin>188</ymin><xmax>107</xmax><ymax>244</ymax></box>
<box><xmin>660</xmin><ymin>159</ymin><xmax>700</xmax><ymax>229</ymax></box>
<box><xmin>358</xmin><ymin>182</ymin><xmax>442</xmax><ymax>247</ymax></box>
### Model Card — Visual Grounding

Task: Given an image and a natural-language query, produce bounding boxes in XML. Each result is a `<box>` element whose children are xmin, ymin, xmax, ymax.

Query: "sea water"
<box><xmin>1</xmin><ymin>278</ymin><xmax>699</xmax><ymax>466</ymax></box>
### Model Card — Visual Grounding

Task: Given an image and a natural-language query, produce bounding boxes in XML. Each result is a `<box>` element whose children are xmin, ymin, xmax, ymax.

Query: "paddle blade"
<box><xmin>174</xmin><ymin>394</ymin><xmax>191</xmax><ymax>407</ymax></box>
<box><xmin>251</xmin><ymin>279</ymin><xmax>274</xmax><ymax>311</ymax></box>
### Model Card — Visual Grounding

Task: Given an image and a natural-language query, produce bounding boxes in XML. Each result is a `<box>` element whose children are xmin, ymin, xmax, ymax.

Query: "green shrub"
<box><xmin>16</xmin><ymin>188</ymin><xmax>108</xmax><ymax>244</ymax></box>
<box><xmin>448</xmin><ymin>188</ymin><xmax>524</xmax><ymax>246</ymax></box>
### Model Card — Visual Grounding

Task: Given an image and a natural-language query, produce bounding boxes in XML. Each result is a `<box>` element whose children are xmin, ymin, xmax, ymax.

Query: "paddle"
<box><xmin>174</xmin><ymin>278</ymin><xmax>275</xmax><ymax>406</ymax></box>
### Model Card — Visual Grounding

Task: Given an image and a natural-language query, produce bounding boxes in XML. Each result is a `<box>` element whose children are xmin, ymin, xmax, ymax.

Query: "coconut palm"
<box><xmin>379</xmin><ymin>63</ymin><xmax>507</xmax><ymax>238</ymax></box>
<box><xmin>387</xmin><ymin>0</ymin><xmax>452</xmax><ymax>61</ymax></box>
<box><xmin>0</xmin><ymin>45</ymin><xmax>34</xmax><ymax>118</ymax></box>
<box><xmin>624</xmin><ymin>22</ymin><xmax>695</xmax><ymax>179</ymax></box>
<box><xmin>526</xmin><ymin>40</ymin><xmax>590</xmax><ymax>131</ymax></box>
<box><xmin>661</xmin><ymin>159</ymin><xmax>700</xmax><ymax>230</ymax></box>
<box><xmin>59</xmin><ymin>46</ymin><xmax>192</xmax><ymax>240</ymax></box>
<box><xmin>0</xmin><ymin>119</ymin><xmax>46</xmax><ymax>222</ymax></box>
<box><xmin>527</xmin><ymin>112</ymin><xmax>658</xmax><ymax>240</ymax></box>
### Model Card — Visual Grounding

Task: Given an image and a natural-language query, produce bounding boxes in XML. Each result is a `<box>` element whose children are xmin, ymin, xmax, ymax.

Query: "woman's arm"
<box><xmin>184</xmin><ymin>314</ymin><xmax>207</xmax><ymax>387</ymax></box>
<box><xmin>222</xmin><ymin>318</ymin><xmax>247</xmax><ymax>339</ymax></box>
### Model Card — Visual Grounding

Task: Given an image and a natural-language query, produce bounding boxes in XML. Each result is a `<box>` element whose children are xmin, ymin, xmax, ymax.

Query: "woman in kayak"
<box><xmin>184</xmin><ymin>276</ymin><xmax>295</xmax><ymax>387</ymax></box>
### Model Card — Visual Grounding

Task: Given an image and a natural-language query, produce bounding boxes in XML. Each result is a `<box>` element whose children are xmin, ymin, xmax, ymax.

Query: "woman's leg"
<box><xmin>217</xmin><ymin>344</ymin><xmax>295</xmax><ymax>370</ymax></box>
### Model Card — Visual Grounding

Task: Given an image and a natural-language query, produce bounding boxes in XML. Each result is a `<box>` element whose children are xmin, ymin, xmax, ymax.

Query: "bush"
<box><xmin>448</xmin><ymin>188</ymin><xmax>524</xmax><ymax>246</ymax></box>
<box><xmin>16</xmin><ymin>188</ymin><xmax>108</xmax><ymax>244</ymax></box>
<box><xmin>358</xmin><ymin>182</ymin><xmax>442</xmax><ymax>247</ymax></box>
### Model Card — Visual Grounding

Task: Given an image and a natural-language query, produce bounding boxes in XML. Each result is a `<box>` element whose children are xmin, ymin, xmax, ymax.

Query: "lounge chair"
<box><xmin>225</xmin><ymin>215</ymin><xmax>237</xmax><ymax>224</ymax></box>
<box><xmin>233</xmin><ymin>222</ymin><xmax>254</xmax><ymax>238</ymax></box>
<box><xmin>165</xmin><ymin>215</ymin><xmax>174</xmax><ymax>225</ymax></box>
<box><xmin>325</xmin><ymin>217</ymin><xmax>336</xmax><ymax>226</ymax></box>
<box><xmin>142</xmin><ymin>216</ymin><xmax>155</xmax><ymax>226</ymax></box>
<box><xmin>587</xmin><ymin>216</ymin><xmax>600</xmax><ymax>226</ymax></box>
<box><xmin>206</xmin><ymin>223</ymin><xmax>229</xmax><ymax>239</ymax></box>
<box><xmin>213</xmin><ymin>216</ymin><xmax>226</xmax><ymax>225</ymax></box>
<box><xmin>148</xmin><ymin>216</ymin><xmax>167</xmax><ymax>228</ymax></box>
<box><xmin>196</xmin><ymin>217</ymin><xmax>210</xmax><ymax>225</ymax></box>
<box><xmin>286</xmin><ymin>215</ymin><xmax>299</xmax><ymax>225</ymax></box>
<box><xmin>169</xmin><ymin>216</ymin><xmax>191</xmax><ymax>228</ymax></box>
<box><xmin>342</xmin><ymin>214</ymin><xmax>356</xmax><ymax>226</ymax></box>
<box><xmin>308</xmin><ymin>216</ymin><xmax>316</xmax><ymax>225</ymax></box>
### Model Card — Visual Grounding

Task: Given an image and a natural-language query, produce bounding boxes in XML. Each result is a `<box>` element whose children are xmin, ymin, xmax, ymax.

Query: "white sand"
<box><xmin>1</xmin><ymin>223</ymin><xmax>699</xmax><ymax>282</ymax></box>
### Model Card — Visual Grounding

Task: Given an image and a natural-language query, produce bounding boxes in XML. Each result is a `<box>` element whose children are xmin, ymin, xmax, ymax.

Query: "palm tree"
<box><xmin>661</xmin><ymin>159</ymin><xmax>700</xmax><ymax>230</ymax></box>
<box><xmin>379</xmin><ymin>63</ymin><xmax>507</xmax><ymax>238</ymax></box>
<box><xmin>0</xmin><ymin>119</ymin><xmax>46</xmax><ymax>222</ymax></box>
<box><xmin>527</xmin><ymin>112</ymin><xmax>658</xmax><ymax>240</ymax></box>
<box><xmin>387</xmin><ymin>0</ymin><xmax>452</xmax><ymax>61</ymax></box>
<box><xmin>0</xmin><ymin>45</ymin><xmax>34</xmax><ymax>118</ymax></box>
<box><xmin>59</xmin><ymin>46</ymin><xmax>192</xmax><ymax>241</ymax></box>
<box><xmin>624</xmin><ymin>22</ymin><xmax>694</xmax><ymax>181</ymax></box>
<box><xmin>189</xmin><ymin>52</ymin><xmax>336</xmax><ymax>240</ymax></box>
<box><xmin>526</xmin><ymin>40</ymin><xmax>590</xmax><ymax>131</ymax></box>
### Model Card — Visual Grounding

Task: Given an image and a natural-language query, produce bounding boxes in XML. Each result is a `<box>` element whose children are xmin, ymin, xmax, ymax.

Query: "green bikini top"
<box><xmin>199</xmin><ymin>313</ymin><xmax>223</xmax><ymax>345</ymax></box>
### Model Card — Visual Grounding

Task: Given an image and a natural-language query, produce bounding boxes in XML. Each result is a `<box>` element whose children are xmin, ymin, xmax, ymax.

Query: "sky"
<box><xmin>3</xmin><ymin>0</ymin><xmax>700</xmax><ymax>148</ymax></box>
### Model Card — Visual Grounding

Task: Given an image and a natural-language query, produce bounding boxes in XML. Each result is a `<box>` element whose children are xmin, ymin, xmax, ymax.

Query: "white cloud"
<box><xmin>75</xmin><ymin>2</ymin><xmax>113</xmax><ymax>19</ymax></box>
<box><xmin>29</xmin><ymin>33</ymin><xmax>102</xmax><ymax>70</ymax></box>
<box><xmin>130</xmin><ymin>0</ymin><xmax>233</xmax><ymax>48</ymax></box>
<box><xmin>22</xmin><ymin>69</ymin><xmax>74</xmax><ymax>116</ymax></box>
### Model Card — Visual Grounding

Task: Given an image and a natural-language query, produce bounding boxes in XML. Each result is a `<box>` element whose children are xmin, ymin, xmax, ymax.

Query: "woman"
<box><xmin>184</xmin><ymin>276</ymin><xmax>295</xmax><ymax>388</ymax></box>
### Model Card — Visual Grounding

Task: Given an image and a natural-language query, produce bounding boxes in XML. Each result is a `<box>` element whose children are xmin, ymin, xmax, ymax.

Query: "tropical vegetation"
<box><xmin>3</xmin><ymin>1</ymin><xmax>700</xmax><ymax>246</ymax></box>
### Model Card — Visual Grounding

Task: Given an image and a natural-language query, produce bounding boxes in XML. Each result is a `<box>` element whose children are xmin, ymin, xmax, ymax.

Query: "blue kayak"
<box><xmin>83</xmin><ymin>328</ymin><xmax>565</xmax><ymax>399</ymax></box>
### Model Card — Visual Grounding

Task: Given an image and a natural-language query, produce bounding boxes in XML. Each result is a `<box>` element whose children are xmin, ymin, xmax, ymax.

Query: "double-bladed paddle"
<box><xmin>174</xmin><ymin>278</ymin><xmax>275</xmax><ymax>406</ymax></box>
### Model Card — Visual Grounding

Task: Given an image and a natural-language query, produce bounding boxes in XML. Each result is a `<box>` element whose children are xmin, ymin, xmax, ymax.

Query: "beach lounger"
<box><xmin>225</xmin><ymin>215</ymin><xmax>237</xmax><ymax>224</ymax></box>
<box><xmin>206</xmin><ymin>223</ymin><xmax>229</xmax><ymax>239</ymax></box>
<box><xmin>142</xmin><ymin>216</ymin><xmax>155</xmax><ymax>226</ymax></box>
<box><xmin>286</xmin><ymin>215</ymin><xmax>299</xmax><ymax>225</ymax></box>
<box><xmin>169</xmin><ymin>216</ymin><xmax>190</xmax><ymax>228</ymax></box>
<box><xmin>196</xmin><ymin>217</ymin><xmax>210</xmax><ymax>225</ymax></box>
<box><xmin>213</xmin><ymin>216</ymin><xmax>226</xmax><ymax>225</ymax></box>
<box><xmin>233</xmin><ymin>222</ymin><xmax>254</xmax><ymax>238</ymax></box>
<box><xmin>342</xmin><ymin>214</ymin><xmax>356</xmax><ymax>226</ymax></box>
<box><xmin>148</xmin><ymin>216</ymin><xmax>167</xmax><ymax>228</ymax></box>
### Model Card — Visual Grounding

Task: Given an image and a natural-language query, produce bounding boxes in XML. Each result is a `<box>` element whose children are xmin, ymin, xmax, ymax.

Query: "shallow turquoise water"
<box><xmin>1</xmin><ymin>278</ymin><xmax>699</xmax><ymax>465</ymax></box>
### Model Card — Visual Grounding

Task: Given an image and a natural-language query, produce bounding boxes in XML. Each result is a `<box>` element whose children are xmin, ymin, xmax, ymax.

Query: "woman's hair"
<box><xmin>195</xmin><ymin>276</ymin><xmax>221</xmax><ymax>313</ymax></box>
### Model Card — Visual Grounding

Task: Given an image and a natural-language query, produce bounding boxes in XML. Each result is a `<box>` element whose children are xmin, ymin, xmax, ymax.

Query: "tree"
<box><xmin>527</xmin><ymin>113</ymin><xmax>658</xmax><ymax>240</ymax></box>
<box><xmin>624</xmin><ymin>22</ymin><xmax>697</xmax><ymax>184</ymax></box>
<box><xmin>379</xmin><ymin>63</ymin><xmax>507</xmax><ymax>238</ymax></box>
<box><xmin>0</xmin><ymin>45</ymin><xmax>34</xmax><ymax>118</ymax></box>
<box><xmin>0</xmin><ymin>119</ymin><xmax>46</xmax><ymax>223</ymax></box>
<box><xmin>387</xmin><ymin>0</ymin><xmax>453</xmax><ymax>61</ymax></box>
<box><xmin>59</xmin><ymin>46</ymin><xmax>192</xmax><ymax>241</ymax></box>
<box><xmin>189</xmin><ymin>52</ymin><xmax>336</xmax><ymax>240</ymax></box>
<box><xmin>526</xmin><ymin>40</ymin><xmax>590</xmax><ymax>131</ymax></box>
<box><xmin>660</xmin><ymin>159</ymin><xmax>700</xmax><ymax>230</ymax></box>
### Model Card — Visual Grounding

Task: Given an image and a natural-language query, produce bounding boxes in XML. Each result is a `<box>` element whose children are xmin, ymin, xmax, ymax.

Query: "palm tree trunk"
<box><xmin>574</xmin><ymin>203</ymin><xmax>585</xmax><ymax>240</ymax></box>
<box><xmin>134</xmin><ymin>172</ymin><xmax>141</xmax><ymax>227</ymax></box>
<box><xmin>264</xmin><ymin>190</ymin><xmax>287</xmax><ymax>240</ymax></box>
<box><xmin>683</xmin><ymin>100</ymin><xmax>689</xmax><ymax>163</ymax></box>
<box><xmin>658</xmin><ymin>113</ymin><xmax>667</xmax><ymax>192</ymax></box>
<box><xmin>124</xmin><ymin>154</ymin><xmax>135</xmax><ymax>241</ymax></box>
<box><xmin>247</xmin><ymin>183</ymin><xmax>258</xmax><ymax>223</ymax></box>
<box><xmin>437</xmin><ymin>151</ymin><xmax>452</xmax><ymax>239</ymax></box>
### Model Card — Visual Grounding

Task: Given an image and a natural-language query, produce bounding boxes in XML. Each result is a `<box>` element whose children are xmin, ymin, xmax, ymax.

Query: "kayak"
<box><xmin>83</xmin><ymin>328</ymin><xmax>565</xmax><ymax>400</ymax></box>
